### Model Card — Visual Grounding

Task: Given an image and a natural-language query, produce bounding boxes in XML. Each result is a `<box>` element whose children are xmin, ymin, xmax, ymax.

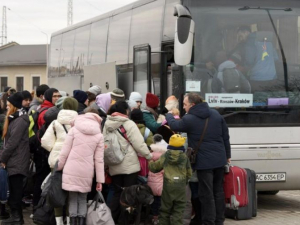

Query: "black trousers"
<box><xmin>197</xmin><ymin>167</ymin><xmax>225</xmax><ymax>225</ymax></box>
<box><xmin>110</xmin><ymin>172</ymin><xmax>138</xmax><ymax>224</ymax></box>
<box><xmin>33</xmin><ymin>150</ymin><xmax>51</xmax><ymax>207</ymax></box>
<box><xmin>8</xmin><ymin>174</ymin><xmax>25</xmax><ymax>213</ymax></box>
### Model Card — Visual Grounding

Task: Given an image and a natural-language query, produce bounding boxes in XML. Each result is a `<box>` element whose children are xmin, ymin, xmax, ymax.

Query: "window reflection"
<box><xmin>49</xmin><ymin>35</ymin><xmax>62</xmax><ymax>77</ymax></box>
<box><xmin>129</xmin><ymin>1</ymin><xmax>163</xmax><ymax>61</ymax></box>
<box><xmin>59</xmin><ymin>30</ymin><xmax>75</xmax><ymax>77</ymax></box>
<box><xmin>88</xmin><ymin>19</ymin><xmax>109</xmax><ymax>65</ymax></box>
<box><xmin>107</xmin><ymin>11</ymin><xmax>131</xmax><ymax>62</ymax></box>
<box><xmin>73</xmin><ymin>25</ymin><xmax>91</xmax><ymax>75</ymax></box>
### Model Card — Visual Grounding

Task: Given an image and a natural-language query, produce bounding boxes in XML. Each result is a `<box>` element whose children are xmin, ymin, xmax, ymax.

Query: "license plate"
<box><xmin>256</xmin><ymin>173</ymin><xmax>286</xmax><ymax>182</ymax></box>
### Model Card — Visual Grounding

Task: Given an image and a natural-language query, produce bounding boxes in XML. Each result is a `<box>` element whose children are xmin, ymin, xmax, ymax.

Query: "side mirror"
<box><xmin>174</xmin><ymin>5</ymin><xmax>194</xmax><ymax>66</ymax></box>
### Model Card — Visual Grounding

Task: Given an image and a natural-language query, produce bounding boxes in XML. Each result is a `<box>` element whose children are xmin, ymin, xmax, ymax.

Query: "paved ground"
<box><xmin>3</xmin><ymin>190</ymin><xmax>300</xmax><ymax>224</ymax></box>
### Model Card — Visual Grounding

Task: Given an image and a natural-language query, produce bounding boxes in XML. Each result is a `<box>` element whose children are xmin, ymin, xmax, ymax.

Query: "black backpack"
<box><xmin>29</xmin><ymin>107</ymin><xmax>49</xmax><ymax>153</ymax></box>
<box><xmin>222</xmin><ymin>68</ymin><xmax>242</xmax><ymax>93</ymax></box>
<box><xmin>33</xmin><ymin>196</ymin><xmax>55</xmax><ymax>225</ymax></box>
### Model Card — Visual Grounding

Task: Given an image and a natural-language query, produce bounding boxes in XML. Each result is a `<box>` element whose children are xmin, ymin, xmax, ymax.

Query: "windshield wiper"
<box><xmin>223</xmin><ymin>111</ymin><xmax>289</xmax><ymax>118</ymax></box>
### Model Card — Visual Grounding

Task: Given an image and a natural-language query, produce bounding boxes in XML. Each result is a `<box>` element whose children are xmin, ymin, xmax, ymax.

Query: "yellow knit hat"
<box><xmin>169</xmin><ymin>134</ymin><xmax>186</xmax><ymax>147</ymax></box>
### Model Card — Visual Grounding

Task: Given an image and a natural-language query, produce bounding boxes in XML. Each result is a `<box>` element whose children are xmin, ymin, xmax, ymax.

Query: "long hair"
<box><xmin>2</xmin><ymin>104</ymin><xmax>18</xmax><ymax>139</ymax></box>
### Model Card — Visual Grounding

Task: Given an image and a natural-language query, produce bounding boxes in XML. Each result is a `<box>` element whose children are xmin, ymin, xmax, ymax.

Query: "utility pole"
<box><xmin>67</xmin><ymin>0</ymin><xmax>73</xmax><ymax>26</ymax></box>
<box><xmin>1</xmin><ymin>6</ymin><xmax>7</xmax><ymax>46</ymax></box>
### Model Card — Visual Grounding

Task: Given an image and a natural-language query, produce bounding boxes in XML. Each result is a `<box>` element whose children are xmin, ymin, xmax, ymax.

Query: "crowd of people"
<box><xmin>0</xmin><ymin>85</ymin><xmax>231</xmax><ymax>225</ymax></box>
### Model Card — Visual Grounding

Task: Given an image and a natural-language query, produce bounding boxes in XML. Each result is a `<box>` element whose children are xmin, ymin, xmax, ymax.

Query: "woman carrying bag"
<box><xmin>103</xmin><ymin>100</ymin><xmax>152</xmax><ymax>224</ymax></box>
<box><xmin>0</xmin><ymin>92</ymin><xmax>30</xmax><ymax>225</ymax></box>
<box><xmin>41</xmin><ymin>97</ymin><xmax>78</xmax><ymax>225</ymax></box>
<box><xmin>57</xmin><ymin>109</ymin><xmax>105</xmax><ymax>225</ymax></box>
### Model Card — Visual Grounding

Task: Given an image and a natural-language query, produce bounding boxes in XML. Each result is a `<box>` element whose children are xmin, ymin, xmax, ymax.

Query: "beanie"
<box><xmin>88</xmin><ymin>85</ymin><xmax>102</xmax><ymax>96</ymax></box>
<box><xmin>63</xmin><ymin>97</ymin><xmax>79</xmax><ymax>111</ymax></box>
<box><xmin>165</xmin><ymin>95</ymin><xmax>179</xmax><ymax>111</ymax></box>
<box><xmin>59</xmin><ymin>91</ymin><xmax>67</xmax><ymax>97</ymax></box>
<box><xmin>73</xmin><ymin>90</ymin><xmax>88</xmax><ymax>104</ymax></box>
<box><xmin>127</xmin><ymin>99</ymin><xmax>138</xmax><ymax>109</ymax></box>
<box><xmin>130</xmin><ymin>109</ymin><xmax>144</xmax><ymax>124</ymax></box>
<box><xmin>129</xmin><ymin>92</ymin><xmax>143</xmax><ymax>102</ymax></box>
<box><xmin>44</xmin><ymin>88</ymin><xmax>59</xmax><ymax>103</ymax></box>
<box><xmin>146</xmin><ymin>92</ymin><xmax>159</xmax><ymax>108</ymax></box>
<box><xmin>169</xmin><ymin>134</ymin><xmax>186</xmax><ymax>148</ymax></box>
<box><xmin>7</xmin><ymin>92</ymin><xmax>23</xmax><ymax>109</ymax></box>
<box><xmin>22</xmin><ymin>90</ymin><xmax>33</xmax><ymax>101</ymax></box>
<box><xmin>55</xmin><ymin>96</ymin><xmax>67</xmax><ymax>110</ymax></box>
<box><xmin>111</xmin><ymin>88</ymin><xmax>125</xmax><ymax>101</ymax></box>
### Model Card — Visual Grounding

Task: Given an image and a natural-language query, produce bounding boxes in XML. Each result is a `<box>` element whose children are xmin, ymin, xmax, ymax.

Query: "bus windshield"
<box><xmin>183</xmin><ymin>1</ymin><xmax>300</xmax><ymax>126</ymax></box>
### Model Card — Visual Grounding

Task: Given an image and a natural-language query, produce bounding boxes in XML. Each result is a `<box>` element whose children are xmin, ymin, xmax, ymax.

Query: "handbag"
<box><xmin>138</xmin><ymin>156</ymin><xmax>149</xmax><ymax>177</ymax></box>
<box><xmin>0</xmin><ymin>167</ymin><xmax>8</xmax><ymax>203</ymax></box>
<box><xmin>186</xmin><ymin>118</ymin><xmax>209</xmax><ymax>164</ymax></box>
<box><xmin>86</xmin><ymin>191</ymin><xmax>115</xmax><ymax>225</ymax></box>
<box><xmin>47</xmin><ymin>162</ymin><xmax>67</xmax><ymax>208</ymax></box>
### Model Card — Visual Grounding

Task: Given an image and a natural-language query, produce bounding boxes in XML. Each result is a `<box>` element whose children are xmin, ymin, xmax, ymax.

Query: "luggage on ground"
<box><xmin>225</xmin><ymin>168</ymin><xmax>257</xmax><ymax>220</ymax></box>
<box><xmin>86</xmin><ymin>191</ymin><xmax>114</xmax><ymax>225</ymax></box>
<box><xmin>223</xmin><ymin>165</ymin><xmax>248</xmax><ymax>209</ymax></box>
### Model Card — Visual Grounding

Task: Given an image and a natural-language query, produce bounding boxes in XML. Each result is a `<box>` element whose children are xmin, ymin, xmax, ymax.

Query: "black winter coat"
<box><xmin>0</xmin><ymin>114</ymin><xmax>30</xmax><ymax>177</ymax></box>
<box><xmin>166</xmin><ymin>102</ymin><xmax>231</xmax><ymax>170</ymax></box>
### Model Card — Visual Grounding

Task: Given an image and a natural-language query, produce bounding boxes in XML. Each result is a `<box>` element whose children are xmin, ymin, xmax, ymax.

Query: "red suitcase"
<box><xmin>224</xmin><ymin>165</ymin><xmax>248</xmax><ymax>209</ymax></box>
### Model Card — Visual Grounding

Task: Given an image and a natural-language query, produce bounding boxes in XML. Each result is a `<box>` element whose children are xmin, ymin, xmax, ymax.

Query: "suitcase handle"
<box><xmin>237</xmin><ymin>177</ymin><xmax>241</xmax><ymax>196</ymax></box>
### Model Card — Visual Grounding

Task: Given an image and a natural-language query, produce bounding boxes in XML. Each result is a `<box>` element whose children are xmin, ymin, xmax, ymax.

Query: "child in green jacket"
<box><xmin>149</xmin><ymin>134</ymin><xmax>192</xmax><ymax>225</ymax></box>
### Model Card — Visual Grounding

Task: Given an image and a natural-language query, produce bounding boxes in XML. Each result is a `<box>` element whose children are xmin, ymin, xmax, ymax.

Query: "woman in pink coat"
<box><xmin>57</xmin><ymin>111</ymin><xmax>104</xmax><ymax>225</ymax></box>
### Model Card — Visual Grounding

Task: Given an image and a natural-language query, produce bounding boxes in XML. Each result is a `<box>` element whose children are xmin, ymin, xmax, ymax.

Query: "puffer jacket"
<box><xmin>149</xmin><ymin>148</ymin><xmax>192</xmax><ymax>187</ymax></box>
<box><xmin>147</xmin><ymin>143</ymin><xmax>167</xmax><ymax>196</ymax></box>
<box><xmin>57</xmin><ymin>113</ymin><xmax>104</xmax><ymax>193</ymax></box>
<box><xmin>41</xmin><ymin>110</ymin><xmax>78</xmax><ymax>168</ymax></box>
<box><xmin>103</xmin><ymin>113</ymin><xmax>152</xmax><ymax>176</ymax></box>
<box><xmin>0</xmin><ymin>113</ymin><xmax>30</xmax><ymax>177</ymax></box>
<box><xmin>137</xmin><ymin>123</ymin><xmax>153</xmax><ymax>146</ymax></box>
<box><xmin>166</xmin><ymin>102</ymin><xmax>231</xmax><ymax>170</ymax></box>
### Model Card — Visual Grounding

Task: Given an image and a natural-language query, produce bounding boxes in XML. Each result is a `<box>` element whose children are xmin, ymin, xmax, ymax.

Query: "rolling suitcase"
<box><xmin>224</xmin><ymin>165</ymin><xmax>248</xmax><ymax>209</ymax></box>
<box><xmin>225</xmin><ymin>168</ymin><xmax>257</xmax><ymax>220</ymax></box>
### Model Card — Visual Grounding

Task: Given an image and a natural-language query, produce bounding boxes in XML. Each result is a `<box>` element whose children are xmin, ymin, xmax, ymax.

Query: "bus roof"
<box><xmin>51</xmin><ymin>0</ymin><xmax>157</xmax><ymax>37</ymax></box>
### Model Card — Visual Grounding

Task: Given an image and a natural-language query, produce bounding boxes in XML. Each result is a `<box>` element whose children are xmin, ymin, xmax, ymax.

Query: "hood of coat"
<box><xmin>188</xmin><ymin>102</ymin><xmax>210</xmax><ymax>119</ymax></box>
<box><xmin>165</xmin><ymin>150</ymin><xmax>186</xmax><ymax>165</ymax></box>
<box><xmin>218</xmin><ymin>60</ymin><xmax>236</xmax><ymax>72</ymax></box>
<box><xmin>73</xmin><ymin>113</ymin><xmax>102</xmax><ymax>135</ymax></box>
<box><xmin>57</xmin><ymin>109</ymin><xmax>78</xmax><ymax>125</ymax></box>
<box><xmin>30</xmin><ymin>97</ymin><xmax>43</xmax><ymax>108</ymax></box>
<box><xmin>105</xmin><ymin>115</ymin><xmax>129</xmax><ymax>130</ymax></box>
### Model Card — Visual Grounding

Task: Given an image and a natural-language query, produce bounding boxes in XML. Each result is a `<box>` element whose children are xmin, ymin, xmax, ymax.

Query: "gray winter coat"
<box><xmin>0</xmin><ymin>114</ymin><xmax>30</xmax><ymax>177</ymax></box>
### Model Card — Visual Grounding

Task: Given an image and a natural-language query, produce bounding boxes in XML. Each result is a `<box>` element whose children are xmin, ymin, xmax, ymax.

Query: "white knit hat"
<box><xmin>127</xmin><ymin>99</ymin><xmax>138</xmax><ymax>109</ymax></box>
<box><xmin>129</xmin><ymin>92</ymin><xmax>143</xmax><ymax>102</ymax></box>
<box><xmin>88</xmin><ymin>85</ymin><xmax>102</xmax><ymax>96</ymax></box>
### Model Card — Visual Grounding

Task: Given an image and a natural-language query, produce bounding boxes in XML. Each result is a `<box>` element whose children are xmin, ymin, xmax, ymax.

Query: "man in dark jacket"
<box><xmin>166</xmin><ymin>92</ymin><xmax>231</xmax><ymax>225</ymax></box>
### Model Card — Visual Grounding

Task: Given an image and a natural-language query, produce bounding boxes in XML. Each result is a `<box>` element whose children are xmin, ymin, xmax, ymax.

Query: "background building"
<box><xmin>0</xmin><ymin>42</ymin><xmax>47</xmax><ymax>92</ymax></box>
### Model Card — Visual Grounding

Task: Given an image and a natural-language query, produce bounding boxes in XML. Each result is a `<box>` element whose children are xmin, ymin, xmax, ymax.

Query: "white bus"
<box><xmin>48</xmin><ymin>0</ymin><xmax>300</xmax><ymax>193</ymax></box>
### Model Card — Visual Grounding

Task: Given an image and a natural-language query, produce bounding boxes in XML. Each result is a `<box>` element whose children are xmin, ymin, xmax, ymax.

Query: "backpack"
<box><xmin>33</xmin><ymin>175</ymin><xmax>55</xmax><ymax>225</ymax></box>
<box><xmin>104</xmin><ymin>125</ymin><xmax>130</xmax><ymax>166</ymax></box>
<box><xmin>29</xmin><ymin>107</ymin><xmax>49</xmax><ymax>153</ymax></box>
<box><xmin>222</xmin><ymin>68</ymin><xmax>243</xmax><ymax>93</ymax></box>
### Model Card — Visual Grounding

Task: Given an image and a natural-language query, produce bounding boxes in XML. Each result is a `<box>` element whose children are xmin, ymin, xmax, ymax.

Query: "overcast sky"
<box><xmin>1</xmin><ymin>0</ymin><xmax>138</xmax><ymax>45</ymax></box>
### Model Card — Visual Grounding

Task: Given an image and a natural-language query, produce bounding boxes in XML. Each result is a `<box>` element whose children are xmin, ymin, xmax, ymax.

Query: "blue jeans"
<box><xmin>197</xmin><ymin>167</ymin><xmax>225</xmax><ymax>225</ymax></box>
